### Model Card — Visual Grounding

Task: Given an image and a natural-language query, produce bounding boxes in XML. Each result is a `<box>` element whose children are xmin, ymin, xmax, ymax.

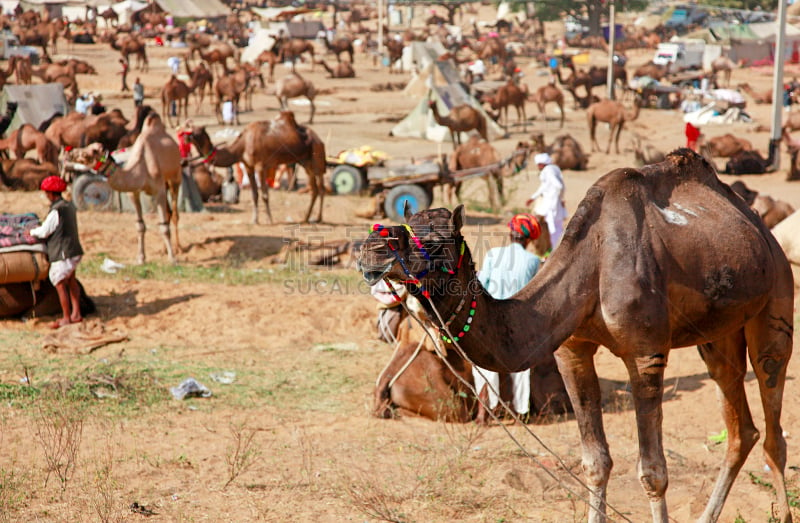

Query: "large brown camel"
<box><xmin>530</xmin><ymin>83</ymin><xmax>564</xmax><ymax>128</ymax></box>
<box><xmin>446</xmin><ymin>135</ymin><xmax>501</xmax><ymax>208</ymax></box>
<box><xmin>428</xmin><ymin>100</ymin><xmax>488</xmax><ymax>149</ymax></box>
<box><xmin>255</xmin><ymin>49</ymin><xmax>279</xmax><ymax>81</ymax></box>
<box><xmin>481</xmin><ymin>79</ymin><xmax>527</xmax><ymax>131</ymax></box>
<box><xmin>706</xmin><ymin>133</ymin><xmax>752</xmax><ymax>157</ymax></box>
<box><xmin>531</xmin><ymin>132</ymin><xmax>589</xmax><ymax>171</ymax></box>
<box><xmin>318</xmin><ymin>59</ymin><xmax>355</xmax><ymax>78</ymax></box>
<box><xmin>0</xmin><ymin>124</ymin><xmax>58</xmax><ymax>164</ymax></box>
<box><xmin>320</xmin><ymin>35</ymin><xmax>354</xmax><ymax>63</ymax></box>
<box><xmin>186</xmin><ymin>111</ymin><xmax>326</xmax><ymax>224</ymax></box>
<box><xmin>43</xmin><ymin>111</ymin><xmax>129</xmax><ymax>152</ymax></box>
<box><xmin>358</xmin><ymin>148</ymin><xmax>794</xmax><ymax>523</ymax></box>
<box><xmin>277</xmin><ymin>38</ymin><xmax>315</xmax><ymax>71</ymax></box>
<box><xmin>710</xmin><ymin>56</ymin><xmax>736</xmax><ymax>87</ymax></box>
<box><xmin>161</xmin><ymin>75</ymin><xmax>195</xmax><ymax>127</ymax></box>
<box><xmin>31</xmin><ymin>60</ymin><xmax>77</xmax><ymax>83</ymax></box>
<box><xmin>275</xmin><ymin>72</ymin><xmax>316</xmax><ymax>123</ymax></box>
<box><xmin>586</xmin><ymin>96</ymin><xmax>642</xmax><ymax>154</ymax></box>
<box><xmin>738</xmin><ymin>82</ymin><xmax>771</xmax><ymax>104</ymax></box>
<box><xmin>213</xmin><ymin>66</ymin><xmax>249</xmax><ymax>126</ymax></box>
<box><xmin>97</xmin><ymin>113</ymin><xmax>182</xmax><ymax>264</ymax></box>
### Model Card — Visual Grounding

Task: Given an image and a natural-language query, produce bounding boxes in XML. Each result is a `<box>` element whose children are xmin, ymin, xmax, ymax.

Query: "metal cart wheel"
<box><xmin>330</xmin><ymin>164</ymin><xmax>365</xmax><ymax>195</ymax></box>
<box><xmin>72</xmin><ymin>174</ymin><xmax>114</xmax><ymax>211</ymax></box>
<box><xmin>384</xmin><ymin>184</ymin><xmax>431</xmax><ymax>222</ymax></box>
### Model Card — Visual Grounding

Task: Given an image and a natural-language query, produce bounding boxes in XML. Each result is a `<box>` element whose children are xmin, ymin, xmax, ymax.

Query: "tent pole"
<box><xmin>377</xmin><ymin>0</ymin><xmax>384</xmax><ymax>64</ymax></box>
<box><xmin>769</xmin><ymin>0</ymin><xmax>788</xmax><ymax>170</ymax></box>
<box><xmin>606</xmin><ymin>1</ymin><xmax>616</xmax><ymax>100</ymax></box>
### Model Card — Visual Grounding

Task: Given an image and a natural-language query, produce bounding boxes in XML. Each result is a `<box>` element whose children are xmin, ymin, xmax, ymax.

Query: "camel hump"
<box><xmin>639</xmin><ymin>147</ymin><xmax>718</xmax><ymax>184</ymax></box>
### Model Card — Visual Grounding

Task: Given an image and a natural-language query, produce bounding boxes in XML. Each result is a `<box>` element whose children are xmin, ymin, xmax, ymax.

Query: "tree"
<box><xmin>528</xmin><ymin>0</ymin><xmax>648</xmax><ymax>37</ymax></box>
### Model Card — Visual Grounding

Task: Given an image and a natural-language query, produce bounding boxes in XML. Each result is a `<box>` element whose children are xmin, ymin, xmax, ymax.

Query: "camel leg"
<box><xmin>246</xmin><ymin>167</ymin><xmax>260</xmax><ymax>225</ymax></box>
<box><xmin>744</xmin><ymin>304</ymin><xmax>792</xmax><ymax>523</ymax></box>
<box><xmin>554</xmin><ymin>341</ymin><xmax>612</xmax><ymax>523</ymax></box>
<box><xmin>695</xmin><ymin>334</ymin><xmax>760</xmax><ymax>523</ymax></box>
<box><xmin>605</xmin><ymin>124</ymin><xmax>616</xmax><ymax>154</ymax></box>
<box><xmin>308</xmin><ymin>97</ymin><xmax>315</xmax><ymax>124</ymax></box>
<box><xmin>559</xmin><ymin>102</ymin><xmax>565</xmax><ymax>128</ymax></box>
<box><xmin>614</xmin><ymin>123</ymin><xmax>625</xmax><ymax>155</ymax></box>
<box><xmin>168</xmin><ymin>180</ymin><xmax>182</xmax><ymax>254</ymax></box>
<box><xmin>155</xmin><ymin>190</ymin><xmax>176</xmax><ymax>263</ymax></box>
<box><xmin>519</xmin><ymin>104</ymin><xmax>526</xmax><ymax>133</ymax></box>
<box><xmin>260</xmin><ymin>166</ymin><xmax>274</xmax><ymax>224</ymax></box>
<box><xmin>131</xmin><ymin>192</ymin><xmax>147</xmax><ymax>265</ymax></box>
<box><xmin>623</xmin><ymin>351</ymin><xmax>670</xmax><ymax>523</ymax></box>
<box><xmin>589</xmin><ymin>118</ymin><xmax>600</xmax><ymax>152</ymax></box>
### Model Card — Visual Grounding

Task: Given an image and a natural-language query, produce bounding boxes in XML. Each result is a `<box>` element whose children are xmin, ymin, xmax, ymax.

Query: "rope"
<box><xmin>397</xmin><ymin>289</ymin><xmax>633</xmax><ymax>523</ymax></box>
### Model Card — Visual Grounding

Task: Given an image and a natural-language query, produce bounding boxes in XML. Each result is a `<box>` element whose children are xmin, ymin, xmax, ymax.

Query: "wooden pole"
<box><xmin>769</xmin><ymin>0</ymin><xmax>788</xmax><ymax>170</ymax></box>
<box><xmin>606</xmin><ymin>1</ymin><xmax>616</xmax><ymax>100</ymax></box>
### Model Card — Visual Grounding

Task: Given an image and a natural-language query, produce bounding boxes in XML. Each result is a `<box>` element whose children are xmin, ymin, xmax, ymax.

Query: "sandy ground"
<box><xmin>1</xmin><ymin>11</ymin><xmax>800</xmax><ymax>522</ymax></box>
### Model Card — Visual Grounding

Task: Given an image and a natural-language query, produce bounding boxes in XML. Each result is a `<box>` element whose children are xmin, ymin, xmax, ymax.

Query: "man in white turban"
<box><xmin>526</xmin><ymin>153</ymin><xmax>566</xmax><ymax>250</ymax></box>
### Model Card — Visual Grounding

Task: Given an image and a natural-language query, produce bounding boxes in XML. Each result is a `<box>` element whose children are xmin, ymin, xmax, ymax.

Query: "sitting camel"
<box><xmin>738</xmin><ymin>82</ymin><xmax>771</xmax><ymax>104</ymax></box>
<box><xmin>373</xmin><ymin>293</ymin><xmax>571</xmax><ymax>422</ymax></box>
<box><xmin>428</xmin><ymin>100</ymin><xmax>488</xmax><ymax>149</ymax></box>
<box><xmin>317</xmin><ymin>59</ymin><xmax>355</xmax><ymax>78</ymax></box>
<box><xmin>530</xmin><ymin>132</ymin><xmax>589</xmax><ymax>171</ymax></box>
<box><xmin>359</xmin><ymin>148</ymin><xmax>794</xmax><ymax>523</ymax></box>
<box><xmin>0</xmin><ymin>124</ymin><xmax>59</xmax><ymax>164</ymax></box>
<box><xmin>186</xmin><ymin>111</ymin><xmax>326</xmax><ymax>224</ymax></box>
<box><xmin>586</xmin><ymin>95</ymin><xmax>642</xmax><ymax>154</ymax></box>
<box><xmin>275</xmin><ymin>72</ymin><xmax>317</xmax><ymax>124</ymax></box>
<box><xmin>730</xmin><ymin>180</ymin><xmax>795</xmax><ymax>228</ymax></box>
<box><xmin>632</xmin><ymin>133</ymin><xmax>666</xmax><ymax>166</ymax></box>
<box><xmin>97</xmin><ymin>113</ymin><xmax>182</xmax><ymax>264</ymax></box>
<box><xmin>0</xmin><ymin>158</ymin><xmax>58</xmax><ymax>190</ymax></box>
<box><xmin>706</xmin><ymin>133</ymin><xmax>752</xmax><ymax>157</ymax></box>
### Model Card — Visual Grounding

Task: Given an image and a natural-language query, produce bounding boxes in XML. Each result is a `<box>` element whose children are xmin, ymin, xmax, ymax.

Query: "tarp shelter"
<box><xmin>240</xmin><ymin>27</ymin><xmax>276</xmax><ymax>64</ymax></box>
<box><xmin>152</xmin><ymin>0</ymin><xmax>229</xmax><ymax>19</ymax></box>
<box><xmin>108</xmin><ymin>0</ymin><xmax>149</xmax><ymax>25</ymax></box>
<box><xmin>1</xmin><ymin>84</ymin><xmax>68</xmax><ymax>133</ymax></box>
<box><xmin>686</xmin><ymin>23</ymin><xmax>800</xmax><ymax>63</ymax></box>
<box><xmin>251</xmin><ymin>6</ymin><xmax>315</xmax><ymax>21</ymax></box>
<box><xmin>285</xmin><ymin>20</ymin><xmax>325</xmax><ymax>39</ymax></box>
<box><xmin>391</xmin><ymin>44</ymin><xmax>504</xmax><ymax>143</ymax></box>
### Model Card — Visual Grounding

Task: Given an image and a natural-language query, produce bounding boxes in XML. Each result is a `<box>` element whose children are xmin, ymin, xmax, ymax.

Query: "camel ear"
<box><xmin>403</xmin><ymin>201</ymin><xmax>414</xmax><ymax>221</ymax></box>
<box><xmin>451</xmin><ymin>204</ymin><xmax>465</xmax><ymax>234</ymax></box>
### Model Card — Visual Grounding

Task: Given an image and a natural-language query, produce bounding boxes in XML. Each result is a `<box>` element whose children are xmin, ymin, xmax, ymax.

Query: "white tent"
<box><xmin>109</xmin><ymin>0</ymin><xmax>148</xmax><ymax>25</ymax></box>
<box><xmin>2</xmin><ymin>84</ymin><xmax>68</xmax><ymax>133</ymax></box>
<box><xmin>240</xmin><ymin>27</ymin><xmax>276</xmax><ymax>64</ymax></box>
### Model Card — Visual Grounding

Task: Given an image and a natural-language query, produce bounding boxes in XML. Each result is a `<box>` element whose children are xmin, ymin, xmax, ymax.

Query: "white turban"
<box><xmin>534</xmin><ymin>153</ymin><xmax>553</xmax><ymax>165</ymax></box>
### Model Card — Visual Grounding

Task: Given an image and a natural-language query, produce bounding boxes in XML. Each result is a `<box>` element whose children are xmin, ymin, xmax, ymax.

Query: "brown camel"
<box><xmin>783</xmin><ymin>110</ymin><xmax>800</xmax><ymax>132</ymax></box>
<box><xmin>710</xmin><ymin>56</ymin><xmax>736</xmax><ymax>87</ymax></box>
<box><xmin>99</xmin><ymin>7</ymin><xmax>118</xmax><ymax>27</ymax></box>
<box><xmin>481</xmin><ymin>79</ymin><xmax>527</xmax><ymax>131</ymax></box>
<box><xmin>0</xmin><ymin>124</ymin><xmax>58</xmax><ymax>164</ymax></box>
<box><xmin>586</xmin><ymin>96</ymin><xmax>642</xmax><ymax>154</ymax></box>
<box><xmin>706</xmin><ymin>133</ymin><xmax>752</xmax><ymax>157</ymax></box>
<box><xmin>214</xmin><ymin>66</ymin><xmax>249</xmax><ymax>126</ymax></box>
<box><xmin>111</xmin><ymin>33</ymin><xmax>148</xmax><ymax>71</ymax></box>
<box><xmin>186</xmin><ymin>111</ymin><xmax>326</xmax><ymax>224</ymax></box>
<box><xmin>194</xmin><ymin>41</ymin><xmax>237</xmax><ymax>77</ymax></box>
<box><xmin>275</xmin><ymin>72</ymin><xmax>316</xmax><ymax>124</ymax></box>
<box><xmin>255</xmin><ymin>49</ymin><xmax>279</xmax><ymax>81</ymax></box>
<box><xmin>530</xmin><ymin>83</ymin><xmax>564</xmax><ymax>128</ymax></box>
<box><xmin>553</xmin><ymin>65</ymin><xmax>593</xmax><ymax>107</ymax></box>
<box><xmin>185</xmin><ymin>61</ymin><xmax>213</xmax><ymax>112</ymax></box>
<box><xmin>738</xmin><ymin>82</ymin><xmax>771</xmax><ymax>104</ymax></box>
<box><xmin>277</xmin><ymin>38</ymin><xmax>315</xmax><ymax>71</ymax></box>
<box><xmin>161</xmin><ymin>75</ymin><xmax>195</xmax><ymax>127</ymax></box>
<box><xmin>320</xmin><ymin>35</ymin><xmax>354</xmax><ymax>63</ymax></box>
<box><xmin>13</xmin><ymin>54</ymin><xmax>31</xmax><ymax>85</ymax></box>
<box><xmin>43</xmin><ymin>111</ymin><xmax>129</xmax><ymax>152</ymax></box>
<box><xmin>565</xmin><ymin>86</ymin><xmax>600</xmax><ymax>109</ymax></box>
<box><xmin>0</xmin><ymin>158</ymin><xmax>58</xmax><ymax>190</ymax></box>
<box><xmin>373</xmin><ymin>295</ymin><xmax>571</xmax><ymax>422</ymax></box>
<box><xmin>97</xmin><ymin>113</ymin><xmax>181</xmax><ymax>264</ymax></box>
<box><xmin>0</xmin><ymin>57</ymin><xmax>15</xmax><ymax>90</ymax></box>
<box><xmin>358</xmin><ymin>148</ymin><xmax>794</xmax><ymax>523</ymax></box>
<box><xmin>31</xmin><ymin>60</ymin><xmax>77</xmax><ymax>83</ymax></box>
<box><xmin>385</xmin><ymin>39</ymin><xmax>405</xmax><ymax>73</ymax></box>
<box><xmin>428</xmin><ymin>100</ymin><xmax>488</xmax><ymax>149</ymax></box>
<box><xmin>632</xmin><ymin>133</ymin><xmax>666</xmax><ymax>166</ymax></box>
<box><xmin>531</xmin><ymin>132</ymin><xmax>589</xmax><ymax>171</ymax></box>
<box><xmin>446</xmin><ymin>135</ymin><xmax>501</xmax><ymax>209</ymax></box>
<box><xmin>730</xmin><ymin>181</ymin><xmax>795</xmax><ymax>229</ymax></box>
<box><xmin>632</xmin><ymin>61</ymin><xmax>669</xmax><ymax>80</ymax></box>
<box><xmin>318</xmin><ymin>59</ymin><xmax>355</xmax><ymax>78</ymax></box>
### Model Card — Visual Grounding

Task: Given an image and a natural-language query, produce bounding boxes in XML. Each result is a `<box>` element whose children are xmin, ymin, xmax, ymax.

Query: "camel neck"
<box><xmin>420</xmin><ymin>242</ymin><xmax>592</xmax><ymax>373</ymax></box>
<box><xmin>210</xmin><ymin>140</ymin><xmax>244</xmax><ymax>167</ymax></box>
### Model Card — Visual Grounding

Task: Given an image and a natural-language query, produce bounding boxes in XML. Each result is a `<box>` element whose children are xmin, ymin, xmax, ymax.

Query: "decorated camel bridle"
<box><xmin>371</xmin><ymin>222</ymin><xmax>475</xmax><ymax>344</ymax></box>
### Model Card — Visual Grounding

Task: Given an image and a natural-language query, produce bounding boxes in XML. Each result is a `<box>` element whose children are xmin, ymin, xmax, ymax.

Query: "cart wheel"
<box><xmin>384</xmin><ymin>184</ymin><xmax>431</xmax><ymax>222</ymax></box>
<box><xmin>331</xmin><ymin>164</ymin><xmax>364</xmax><ymax>195</ymax></box>
<box><xmin>72</xmin><ymin>174</ymin><xmax>113</xmax><ymax>211</ymax></box>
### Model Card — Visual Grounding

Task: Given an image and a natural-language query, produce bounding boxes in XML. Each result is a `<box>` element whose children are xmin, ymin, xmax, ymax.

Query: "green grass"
<box><xmin>79</xmin><ymin>254</ymin><xmax>366</xmax><ymax>289</ymax></box>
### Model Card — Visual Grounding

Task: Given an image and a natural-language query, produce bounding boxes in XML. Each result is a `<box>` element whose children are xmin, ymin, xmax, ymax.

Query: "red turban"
<box><xmin>40</xmin><ymin>175</ymin><xmax>67</xmax><ymax>193</ymax></box>
<box><xmin>508</xmin><ymin>213</ymin><xmax>541</xmax><ymax>239</ymax></box>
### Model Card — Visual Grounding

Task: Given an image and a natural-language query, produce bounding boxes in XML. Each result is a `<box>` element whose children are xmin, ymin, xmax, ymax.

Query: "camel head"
<box><xmin>358</xmin><ymin>204</ymin><xmax>473</xmax><ymax>303</ymax></box>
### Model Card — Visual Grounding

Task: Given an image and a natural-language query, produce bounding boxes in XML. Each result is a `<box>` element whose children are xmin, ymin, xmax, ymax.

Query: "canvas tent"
<box><xmin>686</xmin><ymin>23</ymin><xmax>800</xmax><ymax>63</ymax></box>
<box><xmin>1</xmin><ymin>84</ymin><xmax>67</xmax><ymax>133</ymax></box>
<box><xmin>152</xmin><ymin>0</ymin><xmax>229</xmax><ymax>19</ymax></box>
<box><xmin>240</xmin><ymin>27</ymin><xmax>276</xmax><ymax>64</ymax></box>
<box><xmin>391</xmin><ymin>43</ymin><xmax>504</xmax><ymax>142</ymax></box>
